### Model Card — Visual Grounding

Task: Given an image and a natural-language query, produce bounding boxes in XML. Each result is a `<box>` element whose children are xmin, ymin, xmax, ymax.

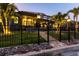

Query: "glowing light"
<box><xmin>3</xmin><ymin>30</ymin><xmax>12</xmax><ymax>35</ymax></box>
<box><xmin>0</xmin><ymin>18</ymin><xmax>2</xmax><ymax>23</ymax></box>
<box><xmin>0</xmin><ymin>14</ymin><xmax>12</xmax><ymax>35</ymax></box>
<box><xmin>11</xmin><ymin>16</ymin><xmax>15</xmax><ymax>19</ymax></box>
<box><xmin>14</xmin><ymin>17</ymin><xmax>18</xmax><ymax>24</ymax></box>
<box><xmin>0</xmin><ymin>19</ymin><xmax>12</xmax><ymax>35</ymax></box>
<box><xmin>37</xmin><ymin>15</ymin><xmax>41</xmax><ymax>19</ymax></box>
<box><xmin>3</xmin><ymin>26</ymin><xmax>12</xmax><ymax>35</ymax></box>
<box><xmin>28</xmin><ymin>19</ymin><xmax>32</xmax><ymax>22</ymax></box>
<box><xmin>0</xmin><ymin>16</ymin><xmax>2</xmax><ymax>23</ymax></box>
<box><xmin>67</xmin><ymin>19</ymin><xmax>71</xmax><ymax>22</ymax></box>
<box><xmin>22</xmin><ymin>18</ymin><xmax>27</xmax><ymax>26</ymax></box>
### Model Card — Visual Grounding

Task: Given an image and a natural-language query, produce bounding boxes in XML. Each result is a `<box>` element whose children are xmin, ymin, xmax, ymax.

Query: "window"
<box><xmin>22</xmin><ymin>16</ymin><xmax>27</xmax><ymax>26</ymax></box>
<box><xmin>14</xmin><ymin>17</ymin><xmax>18</xmax><ymax>24</ymax></box>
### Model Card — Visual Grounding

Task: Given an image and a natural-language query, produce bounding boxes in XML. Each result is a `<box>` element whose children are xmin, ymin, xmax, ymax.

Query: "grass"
<box><xmin>0</xmin><ymin>31</ymin><xmax>46</xmax><ymax>47</ymax></box>
<box><xmin>49</xmin><ymin>31</ymin><xmax>79</xmax><ymax>40</ymax></box>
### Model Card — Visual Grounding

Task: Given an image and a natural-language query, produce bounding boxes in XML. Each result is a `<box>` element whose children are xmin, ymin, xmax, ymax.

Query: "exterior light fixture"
<box><xmin>37</xmin><ymin>14</ymin><xmax>41</xmax><ymax>19</ymax></box>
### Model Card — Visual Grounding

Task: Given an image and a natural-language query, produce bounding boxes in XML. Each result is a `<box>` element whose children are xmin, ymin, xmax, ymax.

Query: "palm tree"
<box><xmin>68</xmin><ymin>7</ymin><xmax>78</xmax><ymax>38</ymax></box>
<box><xmin>54</xmin><ymin>12</ymin><xmax>68</xmax><ymax>31</ymax></box>
<box><xmin>51</xmin><ymin>12</ymin><xmax>69</xmax><ymax>41</ymax></box>
<box><xmin>51</xmin><ymin>12</ymin><xmax>61</xmax><ymax>32</ymax></box>
<box><xmin>0</xmin><ymin>3</ymin><xmax>18</xmax><ymax>35</ymax></box>
<box><xmin>62</xmin><ymin>13</ymin><xmax>69</xmax><ymax>30</ymax></box>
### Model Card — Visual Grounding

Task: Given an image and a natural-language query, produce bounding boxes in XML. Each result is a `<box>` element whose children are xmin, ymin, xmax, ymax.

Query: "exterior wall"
<box><xmin>21</xmin><ymin>15</ymin><xmax>48</xmax><ymax>28</ymax></box>
<box><xmin>21</xmin><ymin>15</ymin><xmax>36</xmax><ymax>27</ymax></box>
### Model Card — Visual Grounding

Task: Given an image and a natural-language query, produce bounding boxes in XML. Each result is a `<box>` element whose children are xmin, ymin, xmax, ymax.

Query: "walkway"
<box><xmin>40</xmin><ymin>31</ymin><xmax>67</xmax><ymax>48</ymax></box>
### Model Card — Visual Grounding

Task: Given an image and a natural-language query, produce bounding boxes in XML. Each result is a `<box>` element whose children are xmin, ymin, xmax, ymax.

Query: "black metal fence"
<box><xmin>0</xmin><ymin>20</ymin><xmax>78</xmax><ymax>47</ymax></box>
<box><xmin>0</xmin><ymin>20</ymin><xmax>51</xmax><ymax>47</ymax></box>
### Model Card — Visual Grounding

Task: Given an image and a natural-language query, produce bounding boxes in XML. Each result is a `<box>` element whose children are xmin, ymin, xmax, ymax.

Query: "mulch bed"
<box><xmin>0</xmin><ymin>42</ymin><xmax>53</xmax><ymax>56</ymax></box>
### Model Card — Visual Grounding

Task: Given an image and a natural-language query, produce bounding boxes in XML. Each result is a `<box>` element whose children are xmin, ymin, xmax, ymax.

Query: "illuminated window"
<box><xmin>14</xmin><ymin>17</ymin><xmax>18</xmax><ymax>24</ymax></box>
<box><xmin>27</xmin><ymin>19</ymin><xmax>32</xmax><ymax>26</ymax></box>
<box><xmin>22</xmin><ymin>16</ymin><xmax>27</xmax><ymax>26</ymax></box>
<box><xmin>22</xmin><ymin>15</ymin><xmax>35</xmax><ymax>26</ymax></box>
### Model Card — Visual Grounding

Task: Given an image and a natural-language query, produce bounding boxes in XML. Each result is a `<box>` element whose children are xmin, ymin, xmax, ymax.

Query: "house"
<box><xmin>10</xmin><ymin>11</ymin><xmax>54</xmax><ymax>30</ymax></box>
<box><xmin>0</xmin><ymin>11</ymin><xmax>54</xmax><ymax>31</ymax></box>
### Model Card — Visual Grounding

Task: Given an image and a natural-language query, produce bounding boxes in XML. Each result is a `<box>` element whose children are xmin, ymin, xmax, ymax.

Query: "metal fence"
<box><xmin>0</xmin><ymin>20</ymin><xmax>52</xmax><ymax>47</ymax></box>
<box><xmin>0</xmin><ymin>20</ymin><xmax>78</xmax><ymax>47</ymax></box>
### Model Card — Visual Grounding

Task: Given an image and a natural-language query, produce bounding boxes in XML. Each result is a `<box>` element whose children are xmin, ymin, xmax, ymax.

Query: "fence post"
<box><xmin>68</xmin><ymin>22</ymin><xmax>70</xmax><ymax>42</ymax></box>
<box><xmin>59</xmin><ymin>25</ymin><xmax>61</xmax><ymax>41</ymax></box>
<box><xmin>47</xmin><ymin>21</ymin><xmax>49</xmax><ymax>44</ymax></box>
<box><xmin>36</xmin><ymin>20</ymin><xmax>40</xmax><ymax>45</ymax></box>
<box><xmin>74</xmin><ymin>22</ymin><xmax>76</xmax><ymax>39</ymax></box>
<box><xmin>21</xmin><ymin>22</ymin><xmax>22</xmax><ymax>44</ymax></box>
<box><xmin>19</xmin><ymin>16</ymin><xmax>22</xmax><ymax>44</ymax></box>
<box><xmin>58</xmin><ymin>23</ymin><xmax>61</xmax><ymax>41</ymax></box>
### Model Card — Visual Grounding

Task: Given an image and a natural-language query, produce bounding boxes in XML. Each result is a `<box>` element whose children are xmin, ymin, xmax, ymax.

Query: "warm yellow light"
<box><xmin>11</xmin><ymin>16</ymin><xmax>15</xmax><ymax>19</ymax></box>
<box><xmin>0</xmin><ymin>18</ymin><xmax>2</xmax><ymax>23</ymax></box>
<box><xmin>28</xmin><ymin>19</ymin><xmax>32</xmax><ymax>22</ymax></box>
<box><xmin>14</xmin><ymin>17</ymin><xmax>18</xmax><ymax>24</ymax></box>
<box><xmin>22</xmin><ymin>18</ymin><xmax>27</xmax><ymax>26</ymax></box>
<box><xmin>2</xmin><ymin>26</ymin><xmax>12</xmax><ymax>35</ymax></box>
<box><xmin>0</xmin><ymin>16</ymin><xmax>2</xmax><ymax>23</ymax></box>
<box><xmin>37</xmin><ymin>15</ymin><xmax>41</xmax><ymax>19</ymax></box>
<box><xmin>22</xmin><ymin>16</ymin><xmax>27</xmax><ymax>26</ymax></box>
<box><xmin>67</xmin><ymin>19</ymin><xmax>71</xmax><ymax>22</ymax></box>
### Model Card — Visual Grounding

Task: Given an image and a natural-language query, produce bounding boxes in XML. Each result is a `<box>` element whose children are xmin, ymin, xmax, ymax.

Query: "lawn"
<box><xmin>0</xmin><ymin>31</ymin><xmax>46</xmax><ymax>47</ymax></box>
<box><xmin>49</xmin><ymin>31</ymin><xmax>79</xmax><ymax>41</ymax></box>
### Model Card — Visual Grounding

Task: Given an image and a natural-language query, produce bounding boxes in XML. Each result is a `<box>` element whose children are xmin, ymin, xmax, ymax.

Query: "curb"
<box><xmin>11</xmin><ymin>44</ymin><xmax>79</xmax><ymax>56</ymax></box>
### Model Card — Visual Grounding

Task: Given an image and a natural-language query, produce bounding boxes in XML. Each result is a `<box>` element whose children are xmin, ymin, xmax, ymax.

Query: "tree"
<box><xmin>68</xmin><ymin>7</ymin><xmax>79</xmax><ymax>39</ymax></box>
<box><xmin>0</xmin><ymin>3</ymin><xmax>18</xmax><ymax>35</ymax></box>
<box><xmin>51</xmin><ymin>12</ymin><xmax>68</xmax><ymax>32</ymax></box>
<box><xmin>68</xmin><ymin>8</ymin><xmax>78</xmax><ymax>32</ymax></box>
